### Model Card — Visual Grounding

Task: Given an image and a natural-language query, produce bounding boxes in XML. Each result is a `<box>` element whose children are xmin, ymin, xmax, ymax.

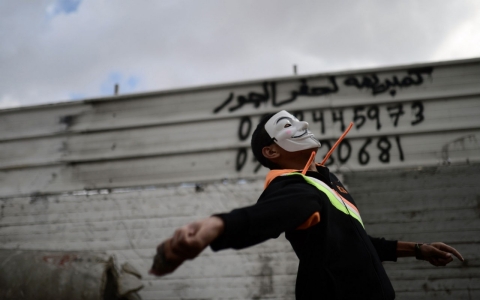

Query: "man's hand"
<box><xmin>420</xmin><ymin>242</ymin><xmax>464</xmax><ymax>266</ymax></box>
<box><xmin>149</xmin><ymin>216</ymin><xmax>224</xmax><ymax>276</ymax></box>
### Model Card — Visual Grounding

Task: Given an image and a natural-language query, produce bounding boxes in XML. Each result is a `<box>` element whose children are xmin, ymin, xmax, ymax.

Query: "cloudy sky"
<box><xmin>1</xmin><ymin>0</ymin><xmax>479</xmax><ymax>109</ymax></box>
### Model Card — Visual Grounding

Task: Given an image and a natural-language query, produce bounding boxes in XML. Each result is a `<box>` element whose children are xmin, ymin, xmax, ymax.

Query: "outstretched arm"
<box><xmin>397</xmin><ymin>241</ymin><xmax>464</xmax><ymax>266</ymax></box>
<box><xmin>149</xmin><ymin>216</ymin><xmax>224</xmax><ymax>276</ymax></box>
<box><xmin>150</xmin><ymin>180</ymin><xmax>323</xmax><ymax>276</ymax></box>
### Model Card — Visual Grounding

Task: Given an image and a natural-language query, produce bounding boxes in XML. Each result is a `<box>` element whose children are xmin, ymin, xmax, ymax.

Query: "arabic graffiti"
<box><xmin>213</xmin><ymin>77</ymin><xmax>339</xmax><ymax>114</ymax></box>
<box><xmin>238</xmin><ymin>116</ymin><xmax>252</xmax><ymax>141</ymax></box>
<box><xmin>233</xmin><ymin>101</ymin><xmax>424</xmax><ymax>172</ymax></box>
<box><xmin>411</xmin><ymin>101</ymin><xmax>425</xmax><ymax>125</ymax></box>
<box><xmin>215</xmin><ymin>67</ymin><xmax>435</xmax><ymax>172</ymax></box>
<box><xmin>344</xmin><ymin>67</ymin><xmax>433</xmax><ymax>97</ymax></box>
<box><xmin>235</xmin><ymin>135</ymin><xmax>405</xmax><ymax>172</ymax></box>
<box><xmin>317</xmin><ymin>136</ymin><xmax>405</xmax><ymax>167</ymax></box>
<box><xmin>213</xmin><ymin>67</ymin><xmax>433</xmax><ymax>114</ymax></box>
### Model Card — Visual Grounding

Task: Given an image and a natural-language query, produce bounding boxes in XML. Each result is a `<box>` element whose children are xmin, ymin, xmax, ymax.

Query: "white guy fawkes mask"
<box><xmin>265</xmin><ymin>110</ymin><xmax>321</xmax><ymax>152</ymax></box>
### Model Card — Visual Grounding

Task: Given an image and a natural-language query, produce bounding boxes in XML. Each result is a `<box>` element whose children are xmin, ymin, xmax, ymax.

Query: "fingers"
<box><xmin>427</xmin><ymin>257</ymin><xmax>440</xmax><ymax>266</ymax></box>
<box><xmin>427</xmin><ymin>256</ymin><xmax>452</xmax><ymax>267</ymax></box>
<box><xmin>150</xmin><ymin>217</ymin><xmax>224</xmax><ymax>276</ymax></box>
<box><xmin>433</xmin><ymin>242</ymin><xmax>464</xmax><ymax>261</ymax></box>
<box><xmin>429</xmin><ymin>255</ymin><xmax>453</xmax><ymax>266</ymax></box>
<box><xmin>428</xmin><ymin>244</ymin><xmax>452</xmax><ymax>259</ymax></box>
<box><xmin>149</xmin><ymin>240</ymin><xmax>184</xmax><ymax>276</ymax></box>
<box><xmin>437</xmin><ymin>256</ymin><xmax>453</xmax><ymax>265</ymax></box>
<box><xmin>423</xmin><ymin>242</ymin><xmax>464</xmax><ymax>267</ymax></box>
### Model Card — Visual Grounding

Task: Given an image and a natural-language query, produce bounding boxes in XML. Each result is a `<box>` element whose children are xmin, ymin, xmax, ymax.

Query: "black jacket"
<box><xmin>211</xmin><ymin>165</ymin><xmax>397</xmax><ymax>299</ymax></box>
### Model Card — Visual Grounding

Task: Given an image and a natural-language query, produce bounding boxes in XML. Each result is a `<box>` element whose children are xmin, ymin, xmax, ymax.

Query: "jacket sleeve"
<box><xmin>210</xmin><ymin>179</ymin><xmax>324</xmax><ymax>251</ymax></box>
<box><xmin>368</xmin><ymin>236</ymin><xmax>398</xmax><ymax>262</ymax></box>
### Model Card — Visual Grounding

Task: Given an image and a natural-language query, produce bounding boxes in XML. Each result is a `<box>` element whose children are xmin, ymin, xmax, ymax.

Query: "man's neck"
<box><xmin>279</xmin><ymin>159</ymin><xmax>318</xmax><ymax>172</ymax></box>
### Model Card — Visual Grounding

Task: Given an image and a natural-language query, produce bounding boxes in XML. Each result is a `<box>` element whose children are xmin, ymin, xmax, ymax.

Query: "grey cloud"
<box><xmin>0</xmin><ymin>0</ymin><xmax>479</xmax><ymax>109</ymax></box>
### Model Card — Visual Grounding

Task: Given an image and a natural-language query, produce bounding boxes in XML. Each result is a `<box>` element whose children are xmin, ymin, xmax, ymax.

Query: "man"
<box><xmin>150</xmin><ymin>110</ymin><xmax>463</xmax><ymax>299</ymax></box>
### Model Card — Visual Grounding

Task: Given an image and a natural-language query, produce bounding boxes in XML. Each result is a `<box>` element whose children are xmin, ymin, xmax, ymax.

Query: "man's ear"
<box><xmin>262</xmin><ymin>144</ymin><xmax>281</xmax><ymax>160</ymax></box>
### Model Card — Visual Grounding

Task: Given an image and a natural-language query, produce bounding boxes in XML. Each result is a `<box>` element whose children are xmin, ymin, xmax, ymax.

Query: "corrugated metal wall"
<box><xmin>346</xmin><ymin>164</ymin><xmax>480</xmax><ymax>299</ymax></box>
<box><xmin>1</xmin><ymin>58</ymin><xmax>479</xmax><ymax>299</ymax></box>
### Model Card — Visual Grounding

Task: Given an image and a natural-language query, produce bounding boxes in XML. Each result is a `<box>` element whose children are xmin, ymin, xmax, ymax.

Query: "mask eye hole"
<box><xmin>284</xmin><ymin>123</ymin><xmax>292</xmax><ymax>128</ymax></box>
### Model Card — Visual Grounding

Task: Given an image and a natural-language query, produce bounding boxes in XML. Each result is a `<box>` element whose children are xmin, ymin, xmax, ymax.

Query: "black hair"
<box><xmin>251</xmin><ymin>113</ymin><xmax>281</xmax><ymax>170</ymax></box>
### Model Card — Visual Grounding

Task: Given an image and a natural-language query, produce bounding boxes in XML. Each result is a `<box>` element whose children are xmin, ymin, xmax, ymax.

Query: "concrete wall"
<box><xmin>345</xmin><ymin>164</ymin><xmax>480</xmax><ymax>300</ymax></box>
<box><xmin>1</xmin><ymin>165</ymin><xmax>478</xmax><ymax>299</ymax></box>
<box><xmin>1</xmin><ymin>58</ymin><xmax>479</xmax><ymax>299</ymax></box>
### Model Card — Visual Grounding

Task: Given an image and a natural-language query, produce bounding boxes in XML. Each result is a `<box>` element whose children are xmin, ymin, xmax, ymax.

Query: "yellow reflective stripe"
<box><xmin>283</xmin><ymin>173</ymin><xmax>365</xmax><ymax>228</ymax></box>
<box><xmin>304</xmin><ymin>176</ymin><xmax>365</xmax><ymax>228</ymax></box>
<box><xmin>343</xmin><ymin>199</ymin><xmax>363</xmax><ymax>225</ymax></box>
<box><xmin>334</xmin><ymin>191</ymin><xmax>364</xmax><ymax>225</ymax></box>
